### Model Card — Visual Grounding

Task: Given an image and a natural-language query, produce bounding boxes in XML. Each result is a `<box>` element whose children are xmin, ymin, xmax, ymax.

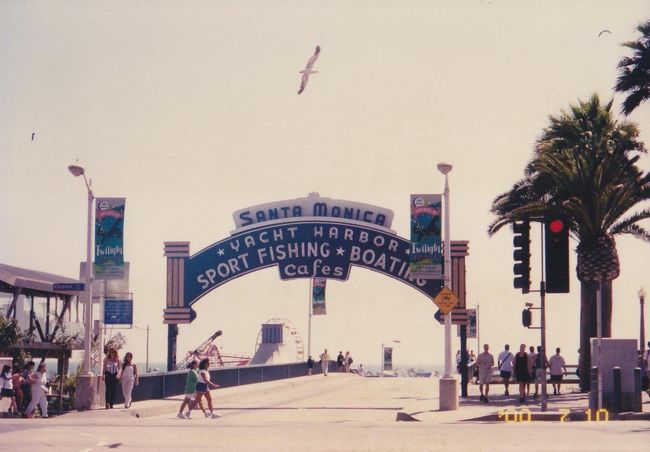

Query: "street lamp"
<box><xmin>437</xmin><ymin>162</ymin><xmax>453</xmax><ymax>378</ymax></box>
<box><xmin>437</xmin><ymin>162</ymin><xmax>457</xmax><ymax>410</ymax></box>
<box><xmin>639</xmin><ymin>288</ymin><xmax>646</xmax><ymax>355</ymax></box>
<box><xmin>68</xmin><ymin>164</ymin><xmax>94</xmax><ymax>376</ymax></box>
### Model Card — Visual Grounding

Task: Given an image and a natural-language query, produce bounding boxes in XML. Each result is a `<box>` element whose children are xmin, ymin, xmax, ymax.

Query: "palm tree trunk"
<box><xmin>578</xmin><ymin>279</ymin><xmax>613</xmax><ymax>392</ymax></box>
<box><xmin>579</xmin><ymin>281</ymin><xmax>596</xmax><ymax>391</ymax></box>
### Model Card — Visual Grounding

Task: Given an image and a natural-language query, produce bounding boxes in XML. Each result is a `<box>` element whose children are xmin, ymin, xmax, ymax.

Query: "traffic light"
<box><xmin>513</xmin><ymin>220</ymin><xmax>531</xmax><ymax>294</ymax></box>
<box><xmin>522</xmin><ymin>308</ymin><xmax>532</xmax><ymax>328</ymax></box>
<box><xmin>545</xmin><ymin>215</ymin><xmax>569</xmax><ymax>293</ymax></box>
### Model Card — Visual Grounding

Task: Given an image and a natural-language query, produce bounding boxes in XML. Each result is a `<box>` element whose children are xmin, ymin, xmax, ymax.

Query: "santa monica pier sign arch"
<box><xmin>163</xmin><ymin>193</ymin><xmax>464</xmax><ymax>370</ymax></box>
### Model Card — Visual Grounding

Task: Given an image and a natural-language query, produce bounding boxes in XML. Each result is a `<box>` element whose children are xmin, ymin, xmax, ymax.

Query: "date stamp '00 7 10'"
<box><xmin>498</xmin><ymin>408</ymin><xmax>610</xmax><ymax>423</ymax></box>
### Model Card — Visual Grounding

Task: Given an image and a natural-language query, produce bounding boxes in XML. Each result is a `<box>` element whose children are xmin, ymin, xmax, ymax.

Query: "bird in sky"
<box><xmin>31</xmin><ymin>132</ymin><xmax>35</xmax><ymax>141</ymax></box>
<box><xmin>598</xmin><ymin>29</ymin><xmax>612</xmax><ymax>37</ymax></box>
<box><xmin>298</xmin><ymin>45</ymin><xmax>320</xmax><ymax>95</ymax></box>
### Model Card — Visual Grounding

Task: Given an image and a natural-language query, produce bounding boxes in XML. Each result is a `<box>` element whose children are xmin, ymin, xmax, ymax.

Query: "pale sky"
<box><xmin>1</xmin><ymin>0</ymin><xmax>649</xmax><ymax>369</ymax></box>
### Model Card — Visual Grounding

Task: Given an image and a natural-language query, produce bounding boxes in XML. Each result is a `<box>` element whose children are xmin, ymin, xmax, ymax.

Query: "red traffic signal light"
<box><xmin>545</xmin><ymin>215</ymin><xmax>569</xmax><ymax>293</ymax></box>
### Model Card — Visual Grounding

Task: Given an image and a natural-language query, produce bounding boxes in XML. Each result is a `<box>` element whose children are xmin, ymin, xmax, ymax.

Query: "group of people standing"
<box><xmin>470</xmin><ymin>343</ymin><xmax>567</xmax><ymax>404</ymax></box>
<box><xmin>102</xmin><ymin>348</ymin><xmax>139</xmax><ymax>409</ymax></box>
<box><xmin>177</xmin><ymin>358</ymin><xmax>220</xmax><ymax>419</ymax></box>
<box><xmin>0</xmin><ymin>361</ymin><xmax>49</xmax><ymax>418</ymax></box>
<box><xmin>308</xmin><ymin>349</ymin><xmax>354</xmax><ymax>376</ymax></box>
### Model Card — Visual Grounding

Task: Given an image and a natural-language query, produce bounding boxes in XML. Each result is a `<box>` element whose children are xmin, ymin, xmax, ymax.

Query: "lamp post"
<box><xmin>639</xmin><ymin>288</ymin><xmax>646</xmax><ymax>355</ymax></box>
<box><xmin>69</xmin><ymin>164</ymin><xmax>96</xmax><ymax>410</ymax></box>
<box><xmin>68</xmin><ymin>164</ymin><xmax>94</xmax><ymax>375</ymax></box>
<box><xmin>437</xmin><ymin>162</ymin><xmax>457</xmax><ymax>410</ymax></box>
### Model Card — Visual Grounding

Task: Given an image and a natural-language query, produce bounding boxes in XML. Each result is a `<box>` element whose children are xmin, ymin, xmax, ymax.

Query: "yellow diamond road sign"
<box><xmin>433</xmin><ymin>287</ymin><xmax>459</xmax><ymax>315</ymax></box>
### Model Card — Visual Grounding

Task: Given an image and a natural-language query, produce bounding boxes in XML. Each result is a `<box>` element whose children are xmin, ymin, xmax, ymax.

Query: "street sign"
<box><xmin>432</xmin><ymin>287</ymin><xmax>459</xmax><ymax>314</ymax></box>
<box><xmin>53</xmin><ymin>283</ymin><xmax>85</xmax><ymax>291</ymax></box>
<box><xmin>435</xmin><ymin>308</ymin><xmax>469</xmax><ymax>325</ymax></box>
<box><xmin>104</xmin><ymin>299</ymin><xmax>133</xmax><ymax>325</ymax></box>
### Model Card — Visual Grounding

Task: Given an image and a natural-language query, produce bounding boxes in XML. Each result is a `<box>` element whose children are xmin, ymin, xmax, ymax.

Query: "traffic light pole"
<box><xmin>538</xmin><ymin>223</ymin><xmax>548</xmax><ymax>412</ymax></box>
<box><xmin>539</xmin><ymin>280</ymin><xmax>548</xmax><ymax>412</ymax></box>
<box><xmin>521</xmin><ymin>223</ymin><xmax>548</xmax><ymax>412</ymax></box>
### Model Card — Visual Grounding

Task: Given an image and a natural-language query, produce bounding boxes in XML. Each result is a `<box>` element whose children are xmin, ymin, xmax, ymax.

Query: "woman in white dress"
<box><xmin>25</xmin><ymin>363</ymin><xmax>48</xmax><ymax>418</ymax></box>
<box><xmin>119</xmin><ymin>352</ymin><xmax>139</xmax><ymax>408</ymax></box>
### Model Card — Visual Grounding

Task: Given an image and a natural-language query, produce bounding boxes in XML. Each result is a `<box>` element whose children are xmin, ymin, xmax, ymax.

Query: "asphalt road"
<box><xmin>0</xmin><ymin>374</ymin><xmax>648</xmax><ymax>451</ymax></box>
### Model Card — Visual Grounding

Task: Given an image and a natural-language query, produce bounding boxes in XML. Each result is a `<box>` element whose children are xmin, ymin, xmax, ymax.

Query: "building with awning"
<box><xmin>0</xmin><ymin>263</ymin><xmax>85</xmax><ymax>363</ymax></box>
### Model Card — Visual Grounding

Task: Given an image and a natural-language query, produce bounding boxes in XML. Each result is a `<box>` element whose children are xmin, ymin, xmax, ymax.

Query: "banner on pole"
<box><xmin>95</xmin><ymin>198</ymin><xmax>126</xmax><ymax>280</ymax></box>
<box><xmin>383</xmin><ymin>346</ymin><xmax>393</xmax><ymax>371</ymax></box>
<box><xmin>409</xmin><ymin>194</ymin><xmax>442</xmax><ymax>279</ymax></box>
<box><xmin>311</xmin><ymin>278</ymin><xmax>327</xmax><ymax>315</ymax></box>
<box><xmin>467</xmin><ymin>308</ymin><xmax>477</xmax><ymax>338</ymax></box>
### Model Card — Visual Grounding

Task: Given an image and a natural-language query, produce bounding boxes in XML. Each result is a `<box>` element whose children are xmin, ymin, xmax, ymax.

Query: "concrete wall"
<box><xmin>106</xmin><ymin>361</ymin><xmax>328</xmax><ymax>405</ymax></box>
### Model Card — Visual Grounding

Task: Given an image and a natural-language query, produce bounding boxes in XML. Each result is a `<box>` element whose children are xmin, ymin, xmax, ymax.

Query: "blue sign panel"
<box><xmin>53</xmin><ymin>283</ymin><xmax>85</xmax><ymax>291</ymax></box>
<box><xmin>104</xmin><ymin>299</ymin><xmax>133</xmax><ymax>325</ymax></box>
<box><xmin>184</xmin><ymin>219</ymin><xmax>443</xmax><ymax>306</ymax></box>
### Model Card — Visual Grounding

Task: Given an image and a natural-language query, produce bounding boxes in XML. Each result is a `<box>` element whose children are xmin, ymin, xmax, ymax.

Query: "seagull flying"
<box><xmin>31</xmin><ymin>132</ymin><xmax>35</xmax><ymax>141</ymax></box>
<box><xmin>298</xmin><ymin>45</ymin><xmax>320</xmax><ymax>95</ymax></box>
<box><xmin>598</xmin><ymin>29</ymin><xmax>612</xmax><ymax>37</ymax></box>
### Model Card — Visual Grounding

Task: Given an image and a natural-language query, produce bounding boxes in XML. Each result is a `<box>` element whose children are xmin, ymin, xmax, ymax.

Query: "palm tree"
<box><xmin>615</xmin><ymin>19</ymin><xmax>650</xmax><ymax>115</ymax></box>
<box><xmin>489</xmin><ymin>94</ymin><xmax>650</xmax><ymax>391</ymax></box>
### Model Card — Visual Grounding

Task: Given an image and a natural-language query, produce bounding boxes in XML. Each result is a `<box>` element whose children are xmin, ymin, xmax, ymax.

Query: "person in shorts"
<box><xmin>178</xmin><ymin>360</ymin><xmax>199</xmax><ymax>419</ymax></box>
<box><xmin>0</xmin><ymin>365</ymin><xmax>18</xmax><ymax>415</ymax></box>
<box><xmin>497</xmin><ymin>344</ymin><xmax>514</xmax><ymax>396</ymax></box>
<box><xmin>548</xmin><ymin>347</ymin><xmax>567</xmax><ymax>395</ymax></box>
<box><xmin>475</xmin><ymin>344</ymin><xmax>495</xmax><ymax>403</ymax></box>
<box><xmin>533</xmin><ymin>346</ymin><xmax>548</xmax><ymax>398</ymax></box>
<box><xmin>195</xmin><ymin>358</ymin><xmax>220</xmax><ymax>419</ymax></box>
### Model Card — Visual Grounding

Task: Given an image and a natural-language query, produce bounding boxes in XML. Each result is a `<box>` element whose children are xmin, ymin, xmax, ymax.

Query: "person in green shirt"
<box><xmin>178</xmin><ymin>360</ymin><xmax>199</xmax><ymax>419</ymax></box>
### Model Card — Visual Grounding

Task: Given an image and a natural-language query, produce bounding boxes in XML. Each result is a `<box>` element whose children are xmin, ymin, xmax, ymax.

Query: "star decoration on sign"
<box><xmin>217</xmin><ymin>249</ymin><xmax>225</xmax><ymax>256</ymax></box>
<box><xmin>336</xmin><ymin>247</ymin><xmax>345</xmax><ymax>256</ymax></box>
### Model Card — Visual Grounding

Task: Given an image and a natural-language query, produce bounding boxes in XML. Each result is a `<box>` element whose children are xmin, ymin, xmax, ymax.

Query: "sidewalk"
<box><xmin>403</xmin><ymin>381</ymin><xmax>650</xmax><ymax>422</ymax></box>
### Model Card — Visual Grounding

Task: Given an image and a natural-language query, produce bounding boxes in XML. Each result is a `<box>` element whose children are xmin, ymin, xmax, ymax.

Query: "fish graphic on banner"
<box><xmin>383</xmin><ymin>346</ymin><xmax>393</xmax><ymax>371</ymax></box>
<box><xmin>95</xmin><ymin>198</ymin><xmax>126</xmax><ymax>280</ymax></box>
<box><xmin>311</xmin><ymin>278</ymin><xmax>327</xmax><ymax>315</ymax></box>
<box><xmin>409</xmin><ymin>194</ymin><xmax>443</xmax><ymax>279</ymax></box>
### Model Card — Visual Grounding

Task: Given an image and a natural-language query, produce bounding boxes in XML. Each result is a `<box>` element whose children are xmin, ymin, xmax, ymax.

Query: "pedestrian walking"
<box><xmin>0</xmin><ymin>365</ymin><xmax>18</xmax><ymax>415</ymax></box>
<box><xmin>307</xmin><ymin>356</ymin><xmax>314</xmax><ymax>375</ymax></box>
<box><xmin>20</xmin><ymin>361</ymin><xmax>35</xmax><ymax>414</ymax></box>
<box><xmin>178</xmin><ymin>360</ymin><xmax>200</xmax><ymax>419</ymax></box>
<box><xmin>533</xmin><ymin>346</ymin><xmax>548</xmax><ymax>398</ymax></box>
<box><xmin>498</xmin><ymin>344</ymin><xmax>514</xmax><ymax>396</ymax></box>
<box><xmin>337</xmin><ymin>351</ymin><xmax>345</xmax><ymax>372</ymax></box>
<box><xmin>119</xmin><ymin>352</ymin><xmax>139</xmax><ymax>408</ymax></box>
<box><xmin>103</xmin><ymin>348</ymin><xmax>120</xmax><ymax>409</ymax></box>
<box><xmin>475</xmin><ymin>344</ymin><xmax>494</xmax><ymax>403</ymax></box>
<box><xmin>25</xmin><ymin>363</ymin><xmax>48</xmax><ymax>418</ymax></box>
<box><xmin>195</xmin><ymin>358</ymin><xmax>220</xmax><ymax>419</ymax></box>
<box><xmin>513</xmin><ymin>344</ymin><xmax>531</xmax><ymax>403</ymax></box>
<box><xmin>548</xmin><ymin>347</ymin><xmax>567</xmax><ymax>395</ymax></box>
<box><xmin>344</xmin><ymin>351</ymin><xmax>353</xmax><ymax>373</ymax></box>
<box><xmin>469</xmin><ymin>350</ymin><xmax>478</xmax><ymax>383</ymax></box>
<box><xmin>11</xmin><ymin>368</ymin><xmax>24</xmax><ymax>415</ymax></box>
<box><xmin>320</xmin><ymin>349</ymin><xmax>331</xmax><ymax>376</ymax></box>
<box><xmin>526</xmin><ymin>345</ymin><xmax>536</xmax><ymax>397</ymax></box>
